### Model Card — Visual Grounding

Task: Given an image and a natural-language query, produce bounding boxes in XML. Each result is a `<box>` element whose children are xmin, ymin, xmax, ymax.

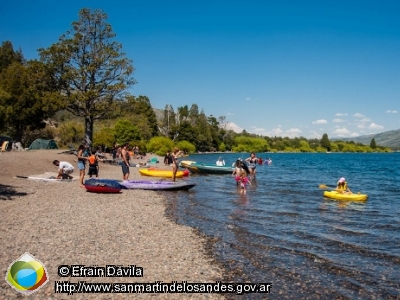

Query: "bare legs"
<box><xmin>79</xmin><ymin>169</ymin><xmax>85</xmax><ymax>187</ymax></box>
<box><xmin>172</xmin><ymin>163</ymin><xmax>178</xmax><ymax>182</ymax></box>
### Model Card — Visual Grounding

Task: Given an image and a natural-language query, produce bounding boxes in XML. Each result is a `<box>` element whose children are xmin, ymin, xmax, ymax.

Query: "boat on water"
<box><xmin>120</xmin><ymin>180</ymin><xmax>196</xmax><ymax>191</ymax></box>
<box><xmin>139</xmin><ymin>168</ymin><xmax>189</xmax><ymax>178</ymax></box>
<box><xmin>323</xmin><ymin>190</ymin><xmax>368</xmax><ymax>201</ymax></box>
<box><xmin>180</xmin><ymin>160</ymin><xmax>234</xmax><ymax>174</ymax></box>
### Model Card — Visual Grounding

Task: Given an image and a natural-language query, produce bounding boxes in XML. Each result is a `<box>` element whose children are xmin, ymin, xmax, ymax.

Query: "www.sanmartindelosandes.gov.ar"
<box><xmin>55</xmin><ymin>280</ymin><xmax>272</xmax><ymax>295</ymax></box>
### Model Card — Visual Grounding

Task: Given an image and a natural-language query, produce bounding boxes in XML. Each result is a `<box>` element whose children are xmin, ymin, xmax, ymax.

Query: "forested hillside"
<box><xmin>332</xmin><ymin>129</ymin><xmax>400</xmax><ymax>149</ymax></box>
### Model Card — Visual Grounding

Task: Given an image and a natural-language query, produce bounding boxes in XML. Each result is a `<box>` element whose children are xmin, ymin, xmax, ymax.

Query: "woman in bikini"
<box><xmin>171</xmin><ymin>148</ymin><xmax>183</xmax><ymax>182</ymax></box>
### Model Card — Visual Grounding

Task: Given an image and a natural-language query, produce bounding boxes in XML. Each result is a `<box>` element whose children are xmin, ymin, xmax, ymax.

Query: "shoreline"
<box><xmin>0</xmin><ymin>150</ymin><xmax>225</xmax><ymax>299</ymax></box>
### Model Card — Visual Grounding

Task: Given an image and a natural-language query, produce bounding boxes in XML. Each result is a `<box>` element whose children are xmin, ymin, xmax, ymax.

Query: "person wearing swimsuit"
<box><xmin>238</xmin><ymin>170</ymin><xmax>251</xmax><ymax>194</ymax></box>
<box><xmin>245</xmin><ymin>152</ymin><xmax>257</xmax><ymax>179</ymax></box>
<box><xmin>171</xmin><ymin>147</ymin><xmax>182</xmax><ymax>182</ymax></box>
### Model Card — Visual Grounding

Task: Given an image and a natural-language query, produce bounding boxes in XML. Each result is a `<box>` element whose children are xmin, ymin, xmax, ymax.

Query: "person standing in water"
<box><xmin>237</xmin><ymin>170</ymin><xmax>251</xmax><ymax>194</ymax></box>
<box><xmin>245</xmin><ymin>152</ymin><xmax>258</xmax><ymax>180</ymax></box>
<box><xmin>171</xmin><ymin>147</ymin><xmax>183</xmax><ymax>182</ymax></box>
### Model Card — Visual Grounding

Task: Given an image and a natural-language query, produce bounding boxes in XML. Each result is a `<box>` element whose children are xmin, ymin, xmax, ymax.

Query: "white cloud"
<box><xmin>358</xmin><ymin>117</ymin><xmax>371</xmax><ymax>123</ymax></box>
<box><xmin>245</xmin><ymin>97</ymin><xmax>251</xmax><ymax>101</ymax></box>
<box><xmin>349</xmin><ymin>132</ymin><xmax>360</xmax><ymax>137</ymax></box>
<box><xmin>369</xmin><ymin>123</ymin><xmax>384</xmax><ymax>130</ymax></box>
<box><xmin>332</xmin><ymin>118</ymin><xmax>345</xmax><ymax>123</ymax></box>
<box><xmin>312</xmin><ymin>119</ymin><xmax>327</xmax><ymax>125</ymax></box>
<box><xmin>226</xmin><ymin>112</ymin><xmax>234</xmax><ymax>116</ymax></box>
<box><xmin>335</xmin><ymin>113</ymin><xmax>348</xmax><ymax>117</ymax></box>
<box><xmin>386</xmin><ymin>110</ymin><xmax>398</xmax><ymax>114</ymax></box>
<box><xmin>258</xmin><ymin>126</ymin><xmax>285</xmax><ymax>137</ymax></box>
<box><xmin>270</xmin><ymin>127</ymin><xmax>284</xmax><ymax>135</ymax></box>
<box><xmin>286</xmin><ymin>128</ymin><xmax>302</xmax><ymax>134</ymax></box>
<box><xmin>250</xmin><ymin>126</ymin><xmax>267</xmax><ymax>133</ymax></box>
<box><xmin>357</xmin><ymin>124</ymin><xmax>366</xmax><ymax>129</ymax></box>
<box><xmin>334</xmin><ymin>128</ymin><xmax>352</xmax><ymax>135</ymax></box>
<box><xmin>257</xmin><ymin>126</ymin><xmax>302</xmax><ymax>138</ymax></box>
<box><xmin>308</xmin><ymin>130</ymin><xmax>321</xmax><ymax>138</ymax></box>
<box><xmin>332</xmin><ymin>127</ymin><xmax>359</xmax><ymax>138</ymax></box>
<box><xmin>225</xmin><ymin>122</ymin><xmax>243</xmax><ymax>133</ymax></box>
<box><xmin>353</xmin><ymin>113</ymin><xmax>365</xmax><ymax>118</ymax></box>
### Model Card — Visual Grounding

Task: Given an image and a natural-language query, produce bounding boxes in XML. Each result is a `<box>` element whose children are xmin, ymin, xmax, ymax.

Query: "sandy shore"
<box><xmin>0</xmin><ymin>150</ymin><xmax>224</xmax><ymax>299</ymax></box>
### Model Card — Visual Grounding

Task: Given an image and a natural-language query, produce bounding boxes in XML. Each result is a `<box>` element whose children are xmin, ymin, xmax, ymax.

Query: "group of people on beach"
<box><xmin>52</xmin><ymin>144</ymin><xmax>106</xmax><ymax>187</ymax></box>
<box><xmin>111</xmin><ymin>144</ymin><xmax>142</xmax><ymax>160</ymax></box>
<box><xmin>52</xmin><ymin>145</ymin><xmax>353</xmax><ymax>194</ymax></box>
<box><xmin>53</xmin><ymin>143</ymin><xmax>185</xmax><ymax>186</ymax></box>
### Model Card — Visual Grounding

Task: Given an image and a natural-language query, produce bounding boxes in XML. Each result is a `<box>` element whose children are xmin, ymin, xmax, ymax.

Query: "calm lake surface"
<box><xmin>165</xmin><ymin>153</ymin><xmax>400</xmax><ymax>299</ymax></box>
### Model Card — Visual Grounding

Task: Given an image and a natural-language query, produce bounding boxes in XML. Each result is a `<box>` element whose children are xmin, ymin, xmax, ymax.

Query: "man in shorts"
<box><xmin>121</xmin><ymin>143</ymin><xmax>130</xmax><ymax>180</ymax></box>
<box><xmin>53</xmin><ymin>160</ymin><xmax>74</xmax><ymax>179</ymax></box>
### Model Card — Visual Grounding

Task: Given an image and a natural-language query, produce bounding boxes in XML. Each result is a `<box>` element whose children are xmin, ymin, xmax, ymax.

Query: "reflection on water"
<box><xmin>165</xmin><ymin>153</ymin><xmax>400</xmax><ymax>299</ymax></box>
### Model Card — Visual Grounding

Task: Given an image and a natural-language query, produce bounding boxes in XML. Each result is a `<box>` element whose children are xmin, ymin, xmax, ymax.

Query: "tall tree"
<box><xmin>159</xmin><ymin>104</ymin><xmax>174</xmax><ymax>137</ymax></box>
<box><xmin>39</xmin><ymin>8</ymin><xmax>136</xmax><ymax>145</ymax></box>
<box><xmin>188</xmin><ymin>104</ymin><xmax>199</xmax><ymax>125</ymax></box>
<box><xmin>0</xmin><ymin>62</ymin><xmax>47</xmax><ymax>143</ymax></box>
<box><xmin>370</xmin><ymin>138</ymin><xmax>377</xmax><ymax>149</ymax></box>
<box><xmin>320</xmin><ymin>133</ymin><xmax>331</xmax><ymax>151</ymax></box>
<box><xmin>177</xmin><ymin>105</ymin><xmax>189</xmax><ymax>123</ymax></box>
<box><xmin>126</xmin><ymin>95</ymin><xmax>158</xmax><ymax>137</ymax></box>
<box><xmin>207</xmin><ymin>114</ymin><xmax>221</xmax><ymax>150</ymax></box>
<box><xmin>0</xmin><ymin>41</ymin><xmax>23</xmax><ymax>73</ymax></box>
<box><xmin>196</xmin><ymin>111</ymin><xmax>212</xmax><ymax>151</ymax></box>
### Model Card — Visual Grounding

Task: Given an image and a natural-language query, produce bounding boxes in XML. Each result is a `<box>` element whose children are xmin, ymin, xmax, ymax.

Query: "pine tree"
<box><xmin>39</xmin><ymin>8</ymin><xmax>135</xmax><ymax>145</ymax></box>
<box><xmin>370</xmin><ymin>138</ymin><xmax>377</xmax><ymax>149</ymax></box>
<box><xmin>320</xmin><ymin>133</ymin><xmax>331</xmax><ymax>151</ymax></box>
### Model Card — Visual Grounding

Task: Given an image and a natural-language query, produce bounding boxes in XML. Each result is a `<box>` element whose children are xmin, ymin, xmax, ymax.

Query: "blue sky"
<box><xmin>1</xmin><ymin>1</ymin><xmax>399</xmax><ymax>139</ymax></box>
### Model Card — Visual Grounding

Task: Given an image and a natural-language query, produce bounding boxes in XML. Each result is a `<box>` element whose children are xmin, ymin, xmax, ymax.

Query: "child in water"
<box><xmin>236</xmin><ymin>170</ymin><xmax>251</xmax><ymax>194</ymax></box>
<box><xmin>233</xmin><ymin>159</ymin><xmax>244</xmax><ymax>185</ymax></box>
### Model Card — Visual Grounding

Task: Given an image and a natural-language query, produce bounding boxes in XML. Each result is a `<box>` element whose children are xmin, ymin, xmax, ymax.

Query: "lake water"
<box><xmin>165</xmin><ymin>153</ymin><xmax>400</xmax><ymax>299</ymax></box>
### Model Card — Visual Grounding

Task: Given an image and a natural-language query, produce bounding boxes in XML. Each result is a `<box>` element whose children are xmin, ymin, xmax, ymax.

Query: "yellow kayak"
<box><xmin>139</xmin><ymin>168</ymin><xmax>188</xmax><ymax>178</ymax></box>
<box><xmin>323</xmin><ymin>191</ymin><xmax>368</xmax><ymax>201</ymax></box>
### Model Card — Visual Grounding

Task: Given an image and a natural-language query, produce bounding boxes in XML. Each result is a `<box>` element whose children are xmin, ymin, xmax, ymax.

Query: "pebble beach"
<box><xmin>0</xmin><ymin>150</ymin><xmax>224</xmax><ymax>299</ymax></box>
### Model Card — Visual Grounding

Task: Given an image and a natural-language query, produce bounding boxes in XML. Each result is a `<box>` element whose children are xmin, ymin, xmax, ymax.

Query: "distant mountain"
<box><xmin>332</xmin><ymin>129</ymin><xmax>400</xmax><ymax>149</ymax></box>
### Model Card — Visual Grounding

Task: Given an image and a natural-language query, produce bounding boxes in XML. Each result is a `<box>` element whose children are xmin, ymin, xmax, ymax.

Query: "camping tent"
<box><xmin>28</xmin><ymin>139</ymin><xmax>58</xmax><ymax>150</ymax></box>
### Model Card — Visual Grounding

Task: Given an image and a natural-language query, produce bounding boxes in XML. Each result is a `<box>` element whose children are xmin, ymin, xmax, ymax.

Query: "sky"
<box><xmin>1</xmin><ymin>0</ymin><xmax>399</xmax><ymax>139</ymax></box>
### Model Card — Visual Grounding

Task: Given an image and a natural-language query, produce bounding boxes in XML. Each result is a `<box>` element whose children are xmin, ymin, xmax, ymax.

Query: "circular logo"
<box><xmin>5</xmin><ymin>253</ymin><xmax>49</xmax><ymax>295</ymax></box>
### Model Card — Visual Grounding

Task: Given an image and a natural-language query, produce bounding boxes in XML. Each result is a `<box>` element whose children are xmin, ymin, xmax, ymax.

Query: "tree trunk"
<box><xmin>85</xmin><ymin>115</ymin><xmax>94</xmax><ymax>147</ymax></box>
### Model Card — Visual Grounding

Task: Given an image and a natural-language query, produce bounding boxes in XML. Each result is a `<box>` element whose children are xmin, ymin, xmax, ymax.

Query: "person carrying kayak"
<box><xmin>336</xmin><ymin>177</ymin><xmax>352</xmax><ymax>194</ymax></box>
